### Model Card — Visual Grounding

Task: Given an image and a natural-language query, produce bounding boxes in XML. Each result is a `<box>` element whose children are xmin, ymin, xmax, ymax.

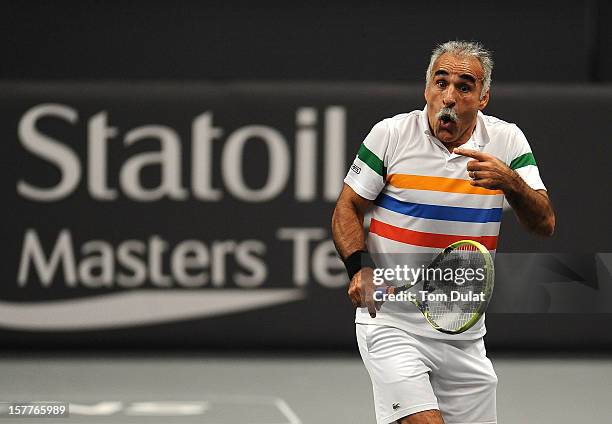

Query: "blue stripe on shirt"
<box><xmin>375</xmin><ymin>193</ymin><xmax>502</xmax><ymax>223</ymax></box>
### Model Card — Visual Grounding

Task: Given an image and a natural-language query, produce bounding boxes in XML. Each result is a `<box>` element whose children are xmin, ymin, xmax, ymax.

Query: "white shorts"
<box><xmin>356</xmin><ymin>324</ymin><xmax>497</xmax><ymax>424</ymax></box>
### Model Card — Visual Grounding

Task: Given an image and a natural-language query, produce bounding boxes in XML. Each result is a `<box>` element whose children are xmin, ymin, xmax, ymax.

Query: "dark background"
<box><xmin>2</xmin><ymin>1</ymin><xmax>611</xmax><ymax>351</ymax></box>
<box><xmin>4</xmin><ymin>0</ymin><xmax>612</xmax><ymax>82</ymax></box>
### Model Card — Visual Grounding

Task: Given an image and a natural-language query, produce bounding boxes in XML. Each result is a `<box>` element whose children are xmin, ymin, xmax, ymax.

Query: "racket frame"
<box><xmin>389</xmin><ymin>239</ymin><xmax>494</xmax><ymax>334</ymax></box>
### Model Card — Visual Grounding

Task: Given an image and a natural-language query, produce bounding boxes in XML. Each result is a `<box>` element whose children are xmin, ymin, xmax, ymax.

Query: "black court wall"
<box><xmin>4</xmin><ymin>0</ymin><xmax>611</xmax><ymax>82</ymax></box>
<box><xmin>0</xmin><ymin>82</ymin><xmax>610</xmax><ymax>350</ymax></box>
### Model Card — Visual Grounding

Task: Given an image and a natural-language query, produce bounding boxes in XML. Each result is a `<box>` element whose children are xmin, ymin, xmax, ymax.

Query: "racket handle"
<box><xmin>375</xmin><ymin>280</ymin><xmax>421</xmax><ymax>296</ymax></box>
<box><xmin>394</xmin><ymin>279</ymin><xmax>422</xmax><ymax>293</ymax></box>
<box><xmin>374</xmin><ymin>285</ymin><xmax>393</xmax><ymax>296</ymax></box>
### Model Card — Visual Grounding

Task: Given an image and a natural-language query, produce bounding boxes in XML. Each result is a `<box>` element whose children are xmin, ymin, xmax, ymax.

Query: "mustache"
<box><xmin>435</xmin><ymin>107</ymin><xmax>458</xmax><ymax>122</ymax></box>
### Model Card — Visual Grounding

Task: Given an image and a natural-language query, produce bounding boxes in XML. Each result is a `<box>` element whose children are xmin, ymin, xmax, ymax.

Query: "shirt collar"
<box><xmin>421</xmin><ymin>104</ymin><xmax>491</xmax><ymax>149</ymax></box>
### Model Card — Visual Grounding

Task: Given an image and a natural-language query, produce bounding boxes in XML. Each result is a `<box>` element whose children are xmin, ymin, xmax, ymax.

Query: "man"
<box><xmin>331</xmin><ymin>41</ymin><xmax>555</xmax><ymax>424</ymax></box>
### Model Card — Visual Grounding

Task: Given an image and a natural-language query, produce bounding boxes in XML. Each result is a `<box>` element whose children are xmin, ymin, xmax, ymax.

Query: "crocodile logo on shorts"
<box><xmin>392</xmin><ymin>403</ymin><xmax>400</xmax><ymax>410</ymax></box>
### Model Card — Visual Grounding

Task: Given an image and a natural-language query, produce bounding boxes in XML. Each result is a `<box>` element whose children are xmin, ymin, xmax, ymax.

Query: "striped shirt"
<box><xmin>345</xmin><ymin>105</ymin><xmax>546</xmax><ymax>339</ymax></box>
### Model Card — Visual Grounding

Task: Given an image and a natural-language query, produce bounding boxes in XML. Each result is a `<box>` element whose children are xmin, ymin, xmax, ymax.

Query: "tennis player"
<box><xmin>331</xmin><ymin>41</ymin><xmax>555</xmax><ymax>424</ymax></box>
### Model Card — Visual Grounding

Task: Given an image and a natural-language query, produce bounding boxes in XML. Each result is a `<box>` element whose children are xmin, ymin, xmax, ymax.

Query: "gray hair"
<box><xmin>425</xmin><ymin>41</ymin><xmax>493</xmax><ymax>99</ymax></box>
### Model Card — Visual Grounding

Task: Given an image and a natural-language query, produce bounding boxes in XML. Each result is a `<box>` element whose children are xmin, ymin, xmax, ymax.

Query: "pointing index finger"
<box><xmin>453</xmin><ymin>147</ymin><xmax>487</xmax><ymax>161</ymax></box>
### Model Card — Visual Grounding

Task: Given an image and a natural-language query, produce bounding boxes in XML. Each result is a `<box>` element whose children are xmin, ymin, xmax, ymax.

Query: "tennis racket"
<box><xmin>375</xmin><ymin>239</ymin><xmax>494</xmax><ymax>334</ymax></box>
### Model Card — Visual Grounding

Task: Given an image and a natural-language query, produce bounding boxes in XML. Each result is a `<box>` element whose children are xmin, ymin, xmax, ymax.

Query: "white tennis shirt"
<box><xmin>345</xmin><ymin>105</ymin><xmax>546</xmax><ymax>339</ymax></box>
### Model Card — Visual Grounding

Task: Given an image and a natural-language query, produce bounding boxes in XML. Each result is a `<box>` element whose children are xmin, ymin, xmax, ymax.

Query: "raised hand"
<box><xmin>454</xmin><ymin>147</ymin><xmax>522</xmax><ymax>192</ymax></box>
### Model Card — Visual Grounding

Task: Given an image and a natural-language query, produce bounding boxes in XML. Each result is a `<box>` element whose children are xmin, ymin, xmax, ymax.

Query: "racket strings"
<box><xmin>423</xmin><ymin>243</ymin><xmax>487</xmax><ymax>332</ymax></box>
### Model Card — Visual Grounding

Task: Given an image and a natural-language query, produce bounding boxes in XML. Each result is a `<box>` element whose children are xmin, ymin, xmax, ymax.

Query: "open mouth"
<box><xmin>438</xmin><ymin>115</ymin><xmax>455</xmax><ymax>130</ymax></box>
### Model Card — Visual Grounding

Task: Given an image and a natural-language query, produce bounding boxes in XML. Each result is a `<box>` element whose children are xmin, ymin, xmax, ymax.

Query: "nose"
<box><xmin>443</xmin><ymin>85</ymin><xmax>456</xmax><ymax>108</ymax></box>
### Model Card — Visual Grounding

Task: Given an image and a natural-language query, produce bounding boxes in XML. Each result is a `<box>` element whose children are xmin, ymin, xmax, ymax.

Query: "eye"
<box><xmin>436</xmin><ymin>80</ymin><xmax>447</xmax><ymax>88</ymax></box>
<box><xmin>459</xmin><ymin>84</ymin><xmax>471</xmax><ymax>93</ymax></box>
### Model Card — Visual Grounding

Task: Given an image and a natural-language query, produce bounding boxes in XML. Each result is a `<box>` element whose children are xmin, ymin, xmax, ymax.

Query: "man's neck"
<box><xmin>442</xmin><ymin>137</ymin><xmax>471</xmax><ymax>153</ymax></box>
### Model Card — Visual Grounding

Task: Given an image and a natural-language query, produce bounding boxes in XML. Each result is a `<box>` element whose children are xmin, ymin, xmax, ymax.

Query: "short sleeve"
<box><xmin>344</xmin><ymin>120</ymin><xmax>390</xmax><ymax>200</ymax></box>
<box><xmin>507</xmin><ymin>125</ymin><xmax>547</xmax><ymax>191</ymax></box>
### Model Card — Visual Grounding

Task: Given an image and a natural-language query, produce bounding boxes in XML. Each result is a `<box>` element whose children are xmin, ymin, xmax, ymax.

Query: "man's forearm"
<box><xmin>504</xmin><ymin>175</ymin><xmax>555</xmax><ymax>237</ymax></box>
<box><xmin>331</xmin><ymin>202</ymin><xmax>367</xmax><ymax>260</ymax></box>
<box><xmin>455</xmin><ymin>148</ymin><xmax>556</xmax><ymax>238</ymax></box>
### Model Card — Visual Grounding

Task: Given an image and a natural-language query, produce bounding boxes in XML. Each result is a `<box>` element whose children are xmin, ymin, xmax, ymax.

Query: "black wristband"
<box><xmin>343</xmin><ymin>250</ymin><xmax>376</xmax><ymax>280</ymax></box>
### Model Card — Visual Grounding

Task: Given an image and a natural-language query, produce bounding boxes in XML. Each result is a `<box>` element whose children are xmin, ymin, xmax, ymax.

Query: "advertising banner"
<box><xmin>1</xmin><ymin>83</ymin><xmax>610</xmax><ymax>348</ymax></box>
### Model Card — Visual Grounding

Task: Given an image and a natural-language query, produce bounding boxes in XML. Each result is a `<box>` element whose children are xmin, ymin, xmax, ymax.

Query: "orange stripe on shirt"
<box><xmin>370</xmin><ymin>218</ymin><xmax>499</xmax><ymax>250</ymax></box>
<box><xmin>387</xmin><ymin>174</ymin><xmax>503</xmax><ymax>196</ymax></box>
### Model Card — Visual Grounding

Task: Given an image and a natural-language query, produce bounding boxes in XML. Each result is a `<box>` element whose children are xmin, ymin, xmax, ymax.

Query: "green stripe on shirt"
<box><xmin>357</xmin><ymin>143</ymin><xmax>386</xmax><ymax>177</ymax></box>
<box><xmin>510</xmin><ymin>152</ymin><xmax>537</xmax><ymax>170</ymax></box>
